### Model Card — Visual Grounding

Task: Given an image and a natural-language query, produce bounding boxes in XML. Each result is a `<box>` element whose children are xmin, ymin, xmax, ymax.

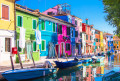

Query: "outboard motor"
<box><xmin>44</xmin><ymin>61</ymin><xmax>53</xmax><ymax>68</ymax></box>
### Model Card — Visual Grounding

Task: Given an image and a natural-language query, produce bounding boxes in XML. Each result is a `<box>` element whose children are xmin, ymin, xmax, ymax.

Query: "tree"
<box><xmin>102</xmin><ymin>0</ymin><xmax>120</xmax><ymax>36</ymax></box>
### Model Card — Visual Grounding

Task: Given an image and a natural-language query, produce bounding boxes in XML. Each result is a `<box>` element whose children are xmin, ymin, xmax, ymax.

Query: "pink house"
<box><xmin>56</xmin><ymin>24</ymin><xmax>71</xmax><ymax>57</ymax></box>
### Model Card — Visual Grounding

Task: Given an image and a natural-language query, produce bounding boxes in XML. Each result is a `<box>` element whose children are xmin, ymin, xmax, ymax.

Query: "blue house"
<box><xmin>54</xmin><ymin>15</ymin><xmax>76</xmax><ymax>56</ymax></box>
<box><xmin>39</xmin><ymin>17</ymin><xmax>57</xmax><ymax>58</ymax></box>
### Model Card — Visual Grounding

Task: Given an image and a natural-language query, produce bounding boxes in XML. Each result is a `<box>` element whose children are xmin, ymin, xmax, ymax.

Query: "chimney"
<box><xmin>86</xmin><ymin>18</ymin><xmax>88</xmax><ymax>25</ymax></box>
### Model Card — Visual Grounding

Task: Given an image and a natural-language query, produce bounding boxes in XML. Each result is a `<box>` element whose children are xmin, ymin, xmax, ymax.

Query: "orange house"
<box><xmin>95</xmin><ymin>29</ymin><xmax>100</xmax><ymax>53</ymax></box>
<box><xmin>113</xmin><ymin>36</ymin><xmax>120</xmax><ymax>52</ymax></box>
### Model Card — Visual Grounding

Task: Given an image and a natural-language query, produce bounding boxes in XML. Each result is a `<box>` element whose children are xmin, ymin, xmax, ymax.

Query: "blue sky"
<box><xmin>16</xmin><ymin>0</ymin><xmax>116</xmax><ymax>34</ymax></box>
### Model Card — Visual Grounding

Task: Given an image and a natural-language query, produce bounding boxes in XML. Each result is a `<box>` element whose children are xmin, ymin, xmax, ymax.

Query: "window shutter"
<box><xmin>18</xmin><ymin>41</ymin><xmax>22</xmax><ymax>52</ymax></box>
<box><xmin>41</xmin><ymin>20</ymin><xmax>45</xmax><ymax>30</ymax></box>
<box><xmin>2</xmin><ymin>5</ymin><xmax>9</xmax><ymax>20</ymax></box>
<box><xmin>18</xmin><ymin>16</ymin><xmax>21</xmax><ymax>27</ymax></box>
<box><xmin>42</xmin><ymin>41</ymin><xmax>45</xmax><ymax>50</ymax></box>
<box><xmin>33</xmin><ymin>20</ymin><xmax>36</xmax><ymax>29</ymax></box>
<box><xmin>53</xmin><ymin>23</ymin><xmax>55</xmax><ymax>32</ymax></box>
<box><xmin>20</xmin><ymin>16</ymin><xmax>22</xmax><ymax>27</ymax></box>
<box><xmin>33</xmin><ymin>41</ymin><xmax>36</xmax><ymax>51</ymax></box>
<box><xmin>2</xmin><ymin>5</ymin><xmax>5</xmax><ymax>19</ymax></box>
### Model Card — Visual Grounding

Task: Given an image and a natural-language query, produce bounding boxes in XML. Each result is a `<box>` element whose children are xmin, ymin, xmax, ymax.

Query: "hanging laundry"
<box><xmin>19</xmin><ymin>27</ymin><xmax>25</xmax><ymax>48</ymax></box>
<box><xmin>35</xmin><ymin>30</ymin><xmax>41</xmax><ymax>44</ymax></box>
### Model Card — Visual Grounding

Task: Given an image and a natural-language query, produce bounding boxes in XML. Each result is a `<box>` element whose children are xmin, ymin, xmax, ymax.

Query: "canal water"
<box><xmin>23</xmin><ymin>55</ymin><xmax>120</xmax><ymax>81</ymax></box>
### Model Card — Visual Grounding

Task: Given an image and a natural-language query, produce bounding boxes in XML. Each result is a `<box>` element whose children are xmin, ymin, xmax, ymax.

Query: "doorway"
<box><xmin>55</xmin><ymin>44</ymin><xmax>60</xmax><ymax>57</ymax></box>
<box><xmin>61</xmin><ymin>42</ymin><xmax>65</xmax><ymax>56</ymax></box>
<box><xmin>48</xmin><ymin>42</ymin><xmax>55</xmax><ymax>58</ymax></box>
<box><xmin>26</xmin><ymin>42</ymin><xmax>32</xmax><ymax>59</ymax></box>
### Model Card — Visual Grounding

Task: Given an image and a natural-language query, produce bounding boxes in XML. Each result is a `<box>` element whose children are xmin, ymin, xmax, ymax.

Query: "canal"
<box><xmin>2</xmin><ymin>55</ymin><xmax>120</xmax><ymax>81</ymax></box>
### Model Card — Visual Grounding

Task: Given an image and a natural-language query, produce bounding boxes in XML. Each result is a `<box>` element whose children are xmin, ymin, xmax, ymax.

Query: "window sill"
<box><xmin>41</xmin><ymin>50</ymin><xmax>46</xmax><ymax>51</ymax></box>
<box><xmin>1</xmin><ymin>18</ymin><xmax>10</xmax><ymax>21</ymax></box>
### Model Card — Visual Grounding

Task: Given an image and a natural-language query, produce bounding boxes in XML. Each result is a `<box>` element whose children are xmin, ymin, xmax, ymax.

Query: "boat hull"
<box><xmin>54</xmin><ymin>60</ymin><xmax>82</xmax><ymax>69</ymax></box>
<box><xmin>2</xmin><ymin>68</ymin><xmax>57</xmax><ymax>81</ymax></box>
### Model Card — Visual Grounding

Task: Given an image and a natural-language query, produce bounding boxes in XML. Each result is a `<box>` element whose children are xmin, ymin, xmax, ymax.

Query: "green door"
<box><xmin>27</xmin><ymin>43</ymin><xmax>32</xmax><ymax>59</ymax></box>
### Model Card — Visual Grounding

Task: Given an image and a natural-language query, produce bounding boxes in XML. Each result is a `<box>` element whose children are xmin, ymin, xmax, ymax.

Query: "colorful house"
<box><xmin>0</xmin><ymin>0</ymin><xmax>15</xmax><ymax>63</ymax></box>
<box><xmin>39</xmin><ymin>13</ymin><xmax>75</xmax><ymax>58</ymax></box>
<box><xmin>113</xmin><ymin>36</ymin><xmax>120</xmax><ymax>53</ymax></box>
<box><xmin>16</xmin><ymin>4</ymin><xmax>40</xmax><ymax>61</ymax></box>
<box><xmin>92</xmin><ymin>28</ymin><xmax>96</xmax><ymax>53</ymax></box>
<box><xmin>104</xmin><ymin>33</ymin><xmax>114</xmax><ymax>52</ymax></box>
<box><xmin>85</xmin><ymin>19</ymin><xmax>93</xmax><ymax>54</ymax></box>
<box><xmin>100</xmin><ymin>31</ymin><xmax>104</xmax><ymax>52</ymax></box>
<box><xmin>95</xmin><ymin>29</ymin><xmax>100</xmax><ymax>53</ymax></box>
<box><xmin>82</xmin><ymin>23</ymin><xmax>86</xmax><ymax>54</ymax></box>
<box><xmin>74</xmin><ymin>16</ymin><xmax>82</xmax><ymax>55</ymax></box>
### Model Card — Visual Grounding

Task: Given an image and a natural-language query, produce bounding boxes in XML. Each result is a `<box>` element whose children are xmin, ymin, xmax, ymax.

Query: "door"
<box><xmin>61</xmin><ymin>43</ymin><xmax>65</xmax><ymax>56</ymax></box>
<box><xmin>26</xmin><ymin>43</ymin><xmax>32</xmax><ymax>59</ymax></box>
<box><xmin>48</xmin><ymin>42</ymin><xmax>55</xmax><ymax>58</ymax></box>
<box><xmin>78</xmin><ymin>44</ymin><xmax>81</xmax><ymax>55</ymax></box>
<box><xmin>72</xmin><ymin>45</ymin><xmax>75</xmax><ymax>56</ymax></box>
<box><xmin>55</xmin><ymin>44</ymin><xmax>60</xmax><ymax>57</ymax></box>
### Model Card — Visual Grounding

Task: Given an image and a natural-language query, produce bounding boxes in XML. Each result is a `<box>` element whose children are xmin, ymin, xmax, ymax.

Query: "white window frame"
<box><xmin>33</xmin><ymin>41</ymin><xmax>37</xmax><ymax>52</ymax></box>
<box><xmin>5</xmin><ymin>37</ymin><xmax>11</xmax><ymax>53</ymax></box>
<box><xmin>32</xmin><ymin>19</ymin><xmax>37</xmax><ymax>30</ymax></box>
<box><xmin>17</xmin><ymin>15</ymin><xmax>23</xmax><ymax>27</ymax></box>
<box><xmin>1</xmin><ymin>3</ymin><xmax>10</xmax><ymax>21</ymax></box>
<box><xmin>41</xmin><ymin>40</ymin><xmax>46</xmax><ymax>51</ymax></box>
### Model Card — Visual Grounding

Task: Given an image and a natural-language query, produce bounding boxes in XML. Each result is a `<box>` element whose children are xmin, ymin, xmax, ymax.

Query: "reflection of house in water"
<box><xmin>82</xmin><ymin>66</ymin><xmax>104</xmax><ymax>81</ymax></box>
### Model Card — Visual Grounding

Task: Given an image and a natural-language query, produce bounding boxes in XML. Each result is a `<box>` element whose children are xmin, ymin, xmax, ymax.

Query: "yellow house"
<box><xmin>100</xmin><ymin>31</ymin><xmax>104</xmax><ymax>51</ymax></box>
<box><xmin>0</xmin><ymin>0</ymin><xmax>15</xmax><ymax>63</ymax></box>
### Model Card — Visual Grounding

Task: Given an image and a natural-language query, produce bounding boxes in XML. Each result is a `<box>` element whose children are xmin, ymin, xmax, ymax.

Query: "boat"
<box><xmin>54</xmin><ymin>59</ymin><xmax>83</xmax><ymax>69</ymax></box>
<box><xmin>88</xmin><ymin>56</ymin><xmax>105</xmax><ymax>63</ymax></box>
<box><xmin>2</xmin><ymin>68</ymin><xmax>57</xmax><ymax>81</ymax></box>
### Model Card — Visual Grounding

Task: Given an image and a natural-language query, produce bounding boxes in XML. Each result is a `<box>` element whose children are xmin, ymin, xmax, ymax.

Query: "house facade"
<box><xmin>16</xmin><ymin>5</ymin><xmax>40</xmax><ymax>62</ymax></box>
<box><xmin>92</xmin><ymin>28</ymin><xmax>96</xmax><ymax>54</ymax></box>
<box><xmin>74</xmin><ymin>16</ymin><xmax>82</xmax><ymax>55</ymax></box>
<box><xmin>100</xmin><ymin>31</ymin><xmax>104</xmax><ymax>52</ymax></box>
<box><xmin>82</xmin><ymin>23</ymin><xmax>86</xmax><ymax>54</ymax></box>
<box><xmin>113</xmin><ymin>36</ymin><xmax>120</xmax><ymax>53</ymax></box>
<box><xmin>0</xmin><ymin>0</ymin><xmax>15</xmax><ymax>63</ymax></box>
<box><xmin>95</xmin><ymin>29</ymin><xmax>100</xmax><ymax>53</ymax></box>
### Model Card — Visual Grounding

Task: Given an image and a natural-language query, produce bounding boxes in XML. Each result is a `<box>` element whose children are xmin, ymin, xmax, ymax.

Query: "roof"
<box><xmin>113</xmin><ymin>36</ymin><xmax>120</xmax><ymax>41</ymax></box>
<box><xmin>104</xmin><ymin>33</ymin><xmax>113</xmax><ymax>35</ymax></box>
<box><xmin>16</xmin><ymin>4</ymin><xmax>75</xmax><ymax>27</ymax></box>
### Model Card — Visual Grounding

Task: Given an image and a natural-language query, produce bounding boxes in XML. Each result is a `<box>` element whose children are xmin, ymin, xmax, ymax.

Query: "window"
<box><xmin>66</xmin><ymin>43</ymin><xmax>70</xmax><ymax>51</ymax></box>
<box><xmin>80</xmin><ymin>33</ymin><xmax>82</xmax><ymax>38</ymax></box>
<box><xmin>33</xmin><ymin>20</ymin><xmax>37</xmax><ymax>29</ymax></box>
<box><xmin>72</xmin><ymin>30</ymin><xmax>73</xmax><ymax>37</ymax></box>
<box><xmin>58</xmin><ymin>25</ymin><xmax>62</xmax><ymax>34</ymax></box>
<box><xmin>117</xmin><ymin>45</ymin><xmax>119</xmax><ymax>48</ymax></box>
<box><xmin>90</xmin><ymin>36</ymin><xmax>92</xmax><ymax>40</ymax></box>
<box><xmin>96</xmin><ymin>39</ymin><xmax>98</xmax><ymax>42</ymax></box>
<box><xmin>75</xmin><ymin>20</ymin><xmax>77</xmax><ymax>25</ymax></box>
<box><xmin>90</xmin><ymin>27</ymin><xmax>91</xmax><ymax>31</ymax></box>
<box><xmin>47</xmin><ymin>12</ymin><xmax>53</xmax><ymax>15</ymax></box>
<box><xmin>76</xmin><ymin>43</ymin><xmax>79</xmax><ymax>49</ymax></box>
<box><xmin>87</xmin><ymin>72</ymin><xmax>89</xmax><ymax>77</ymax></box>
<box><xmin>41</xmin><ymin>20</ymin><xmax>45</xmax><ymax>30</ymax></box>
<box><xmin>86</xmin><ymin>35</ymin><xmax>88</xmax><ymax>40</ymax></box>
<box><xmin>67</xmin><ymin>27</ymin><xmax>70</xmax><ymax>35</ymax></box>
<box><xmin>5</xmin><ymin>38</ymin><xmax>10</xmax><ymax>52</ymax></box>
<box><xmin>2</xmin><ymin>4</ymin><xmax>9</xmax><ymax>20</ymax></box>
<box><xmin>75</xmin><ymin>31</ymin><xmax>78</xmax><ymax>37</ymax></box>
<box><xmin>117</xmin><ymin>41</ymin><xmax>118</xmax><ymax>44</ymax></box>
<box><xmin>17</xmin><ymin>16</ymin><xmax>23</xmax><ymax>27</ymax></box>
<box><xmin>53</xmin><ymin>23</ymin><xmax>55</xmax><ymax>32</ymax></box>
<box><xmin>49</xmin><ymin>21</ymin><xmax>51</xmax><ymax>25</ymax></box>
<box><xmin>80</xmin><ymin>22</ymin><xmax>82</xmax><ymax>26</ymax></box>
<box><xmin>111</xmin><ymin>36</ymin><xmax>113</xmax><ymax>38</ymax></box>
<box><xmin>41</xmin><ymin>40</ymin><xmax>46</xmax><ymax>51</ymax></box>
<box><xmin>114</xmin><ymin>41</ymin><xmax>115</xmax><ymax>44</ymax></box>
<box><xmin>17</xmin><ymin>40</ymin><xmax>22</xmax><ymax>52</ymax></box>
<box><xmin>33</xmin><ymin>41</ymin><xmax>36</xmax><ymax>51</ymax></box>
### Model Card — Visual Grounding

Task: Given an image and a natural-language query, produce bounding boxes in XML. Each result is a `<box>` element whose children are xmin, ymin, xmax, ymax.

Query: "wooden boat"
<box><xmin>82</xmin><ymin>59</ymin><xmax>90</xmax><ymax>63</ymax></box>
<box><xmin>2</xmin><ymin>68</ymin><xmax>57</xmax><ymax>81</ymax></box>
<box><xmin>88</xmin><ymin>56</ymin><xmax>105</xmax><ymax>63</ymax></box>
<box><xmin>54</xmin><ymin>60</ymin><xmax>83</xmax><ymax>69</ymax></box>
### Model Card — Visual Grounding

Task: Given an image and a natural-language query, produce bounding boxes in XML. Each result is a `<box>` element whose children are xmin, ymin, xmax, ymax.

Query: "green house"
<box><xmin>16</xmin><ymin>5</ymin><xmax>40</xmax><ymax>62</ymax></box>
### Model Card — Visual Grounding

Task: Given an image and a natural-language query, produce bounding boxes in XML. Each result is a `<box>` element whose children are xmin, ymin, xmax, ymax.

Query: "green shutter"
<box><xmin>53</xmin><ymin>23</ymin><xmax>55</xmax><ymax>32</ymax></box>
<box><xmin>33</xmin><ymin>41</ymin><xmax>36</xmax><ymax>51</ymax></box>
<box><xmin>42</xmin><ymin>40</ymin><xmax>45</xmax><ymax>51</ymax></box>
<box><xmin>33</xmin><ymin>20</ymin><xmax>36</xmax><ymax>29</ymax></box>
<box><xmin>18</xmin><ymin>41</ymin><xmax>21</xmax><ymax>52</ymax></box>
<box><xmin>20</xmin><ymin>16</ymin><xmax>22</xmax><ymax>27</ymax></box>
<box><xmin>41</xmin><ymin>20</ymin><xmax>45</xmax><ymax>30</ymax></box>
<box><xmin>18</xmin><ymin>16</ymin><xmax>21</xmax><ymax>27</ymax></box>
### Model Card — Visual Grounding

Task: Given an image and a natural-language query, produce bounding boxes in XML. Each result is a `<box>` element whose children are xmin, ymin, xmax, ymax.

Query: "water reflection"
<box><xmin>27</xmin><ymin>55</ymin><xmax>120</xmax><ymax>81</ymax></box>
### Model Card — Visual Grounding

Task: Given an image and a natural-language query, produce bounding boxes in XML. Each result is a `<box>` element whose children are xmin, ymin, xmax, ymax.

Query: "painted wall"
<box><xmin>0</xmin><ymin>0</ymin><xmax>15</xmax><ymax>30</ymax></box>
<box><xmin>57</xmin><ymin>24</ymin><xmax>71</xmax><ymax>56</ymax></box>
<box><xmin>16</xmin><ymin>10</ymin><xmax>40</xmax><ymax>61</ymax></box>
<box><xmin>0</xmin><ymin>0</ymin><xmax>15</xmax><ymax>63</ymax></box>
<box><xmin>95</xmin><ymin>30</ymin><xmax>100</xmax><ymax>53</ymax></box>
<box><xmin>39</xmin><ymin>19</ymin><xmax>58</xmax><ymax>57</ymax></box>
<box><xmin>82</xmin><ymin>33</ymin><xmax>86</xmax><ymax>54</ymax></box>
<box><xmin>100</xmin><ymin>32</ymin><xmax>104</xmax><ymax>51</ymax></box>
<box><xmin>106</xmin><ymin>35</ymin><xmax>113</xmax><ymax>51</ymax></box>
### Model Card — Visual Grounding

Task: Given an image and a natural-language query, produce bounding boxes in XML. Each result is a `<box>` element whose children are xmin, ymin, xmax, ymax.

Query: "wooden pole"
<box><xmin>30</xmin><ymin>51</ymin><xmax>36</xmax><ymax>68</ymax></box>
<box><xmin>10</xmin><ymin>54</ymin><xmax>14</xmax><ymax>70</ymax></box>
<box><xmin>55</xmin><ymin>47</ymin><xmax>59</xmax><ymax>61</ymax></box>
<box><xmin>65</xmin><ymin>53</ymin><xmax>68</xmax><ymax>61</ymax></box>
<box><xmin>18</xmin><ymin>52</ymin><xmax>23</xmax><ymax>69</ymax></box>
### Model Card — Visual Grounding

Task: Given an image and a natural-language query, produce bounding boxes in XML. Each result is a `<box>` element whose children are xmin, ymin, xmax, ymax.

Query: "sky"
<box><xmin>16</xmin><ymin>0</ymin><xmax>116</xmax><ymax>34</ymax></box>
